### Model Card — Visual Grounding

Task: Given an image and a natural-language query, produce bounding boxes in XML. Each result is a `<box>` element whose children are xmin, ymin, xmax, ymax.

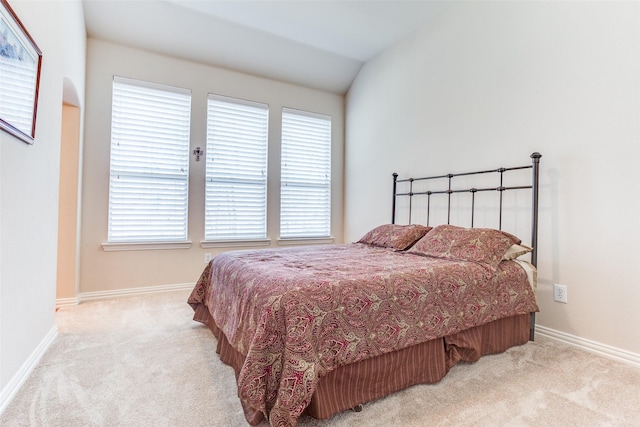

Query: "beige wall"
<box><xmin>79</xmin><ymin>39</ymin><xmax>345</xmax><ymax>294</ymax></box>
<box><xmin>56</xmin><ymin>104</ymin><xmax>81</xmax><ymax>301</ymax></box>
<box><xmin>1</xmin><ymin>0</ymin><xmax>85</xmax><ymax>400</ymax></box>
<box><xmin>345</xmin><ymin>1</ymin><xmax>640</xmax><ymax>355</ymax></box>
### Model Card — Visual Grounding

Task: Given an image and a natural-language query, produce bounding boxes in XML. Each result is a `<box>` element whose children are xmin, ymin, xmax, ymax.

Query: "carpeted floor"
<box><xmin>1</xmin><ymin>290</ymin><xmax>639</xmax><ymax>427</ymax></box>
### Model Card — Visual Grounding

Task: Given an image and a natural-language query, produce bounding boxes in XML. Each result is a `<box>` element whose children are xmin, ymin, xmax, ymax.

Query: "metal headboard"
<box><xmin>391</xmin><ymin>152</ymin><xmax>542</xmax><ymax>339</ymax></box>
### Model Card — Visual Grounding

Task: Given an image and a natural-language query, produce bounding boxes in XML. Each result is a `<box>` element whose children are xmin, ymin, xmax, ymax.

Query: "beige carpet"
<box><xmin>2</xmin><ymin>290</ymin><xmax>639</xmax><ymax>427</ymax></box>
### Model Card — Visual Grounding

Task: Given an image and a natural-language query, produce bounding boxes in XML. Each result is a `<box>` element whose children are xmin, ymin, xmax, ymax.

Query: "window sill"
<box><xmin>101</xmin><ymin>241</ymin><xmax>192</xmax><ymax>252</ymax></box>
<box><xmin>200</xmin><ymin>239</ymin><xmax>271</xmax><ymax>249</ymax></box>
<box><xmin>277</xmin><ymin>237</ymin><xmax>335</xmax><ymax>246</ymax></box>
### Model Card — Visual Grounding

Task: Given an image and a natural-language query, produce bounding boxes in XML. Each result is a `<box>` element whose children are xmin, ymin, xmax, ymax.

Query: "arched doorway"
<box><xmin>56</xmin><ymin>77</ymin><xmax>82</xmax><ymax>306</ymax></box>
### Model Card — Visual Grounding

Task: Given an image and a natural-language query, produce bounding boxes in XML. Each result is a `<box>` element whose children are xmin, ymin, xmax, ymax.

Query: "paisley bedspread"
<box><xmin>188</xmin><ymin>243</ymin><xmax>538</xmax><ymax>426</ymax></box>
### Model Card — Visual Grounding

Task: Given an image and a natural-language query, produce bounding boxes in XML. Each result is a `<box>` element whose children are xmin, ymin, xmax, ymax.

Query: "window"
<box><xmin>280</xmin><ymin>108</ymin><xmax>332</xmax><ymax>239</ymax></box>
<box><xmin>107</xmin><ymin>76</ymin><xmax>191</xmax><ymax>244</ymax></box>
<box><xmin>205</xmin><ymin>95</ymin><xmax>269</xmax><ymax>241</ymax></box>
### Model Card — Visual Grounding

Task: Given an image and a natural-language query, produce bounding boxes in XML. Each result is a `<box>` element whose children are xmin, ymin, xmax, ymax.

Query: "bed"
<box><xmin>188</xmin><ymin>152</ymin><xmax>542</xmax><ymax>427</ymax></box>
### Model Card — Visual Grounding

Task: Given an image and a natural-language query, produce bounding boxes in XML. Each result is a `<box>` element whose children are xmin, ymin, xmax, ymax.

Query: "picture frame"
<box><xmin>0</xmin><ymin>0</ymin><xmax>42</xmax><ymax>144</ymax></box>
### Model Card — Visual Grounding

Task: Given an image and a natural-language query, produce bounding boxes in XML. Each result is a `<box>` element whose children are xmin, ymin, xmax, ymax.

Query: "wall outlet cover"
<box><xmin>553</xmin><ymin>283</ymin><xmax>568</xmax><ymax>303</ymax></box>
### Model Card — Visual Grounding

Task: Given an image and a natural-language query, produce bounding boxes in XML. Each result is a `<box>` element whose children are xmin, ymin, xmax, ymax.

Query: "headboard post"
<box><xmin>530</xmin><ymin>152</ymin><xmax>542</xmax><ymax>267</ymax></box>
<box><xmin>391</xmin><ymin>173</ymin><xmax>398</xmax><ymax>224</ymax></box>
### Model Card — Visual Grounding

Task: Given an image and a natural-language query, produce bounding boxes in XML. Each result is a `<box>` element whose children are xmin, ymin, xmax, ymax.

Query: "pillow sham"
<box><xmin>408</xmin><ymin>224</ymin><xmax>522</xmax><ymax>270</ymax></box>
<box><xmin>502</xmin><ymin>243</ymin><xmax>533</xmax><ymax>260</ymax></box>
<box><xmin>357</xmin><ymin>224</ymin><xmax>432</xmax><ymax>251</ymax></box>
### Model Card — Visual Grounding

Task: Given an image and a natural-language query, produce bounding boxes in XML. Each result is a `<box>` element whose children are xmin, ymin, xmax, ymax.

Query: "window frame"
<box><xmin>279</xmin><ymin>107</ymin><xmax>333</xmax><ymax>241</ymax></box>
<box><xmin>202</xmin><ymin>93</ymin><xmax>270</xmax><ymax>245</ymax></box>
<box><xmin>104</xmin><ymin>76</ymin><xmax>192</xmax><ymax>250</ymax></box>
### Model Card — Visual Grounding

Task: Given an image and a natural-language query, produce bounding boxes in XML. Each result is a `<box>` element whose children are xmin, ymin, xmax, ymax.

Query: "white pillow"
<box><xmin>502</xmin><ymin>243</ymin><xmax>533</xmax><ymax>260</ymax></box>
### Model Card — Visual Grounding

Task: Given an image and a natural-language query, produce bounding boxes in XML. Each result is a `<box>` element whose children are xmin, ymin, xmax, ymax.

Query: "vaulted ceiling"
<box><xmin>82</xmin><ymin>0</ymin><xmax>445</xmax><ymax>94</ymax></box>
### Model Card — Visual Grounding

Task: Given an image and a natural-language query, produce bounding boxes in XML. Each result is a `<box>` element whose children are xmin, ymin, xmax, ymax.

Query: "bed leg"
<box><xmin>529</xmin><ymin>312</ymin><xmax>536</xmax><ymax>341</ymax></box>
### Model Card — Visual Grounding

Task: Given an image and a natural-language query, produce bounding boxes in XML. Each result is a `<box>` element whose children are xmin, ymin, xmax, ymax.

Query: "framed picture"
<box><xmin>0</xmin><ymin>0</ymin><xmax>42</xmax><ymax>144</ymax></box>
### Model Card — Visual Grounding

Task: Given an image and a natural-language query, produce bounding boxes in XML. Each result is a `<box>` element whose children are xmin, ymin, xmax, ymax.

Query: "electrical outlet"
<box><xmin>204</xmin><ymin>253</ymin><xmax>212</xmax><ymax>263</ymax></box>
<box><xmin>553</xmin><ymin>284</ymin><xmax>568</xmax><ymax>303</ymax></box>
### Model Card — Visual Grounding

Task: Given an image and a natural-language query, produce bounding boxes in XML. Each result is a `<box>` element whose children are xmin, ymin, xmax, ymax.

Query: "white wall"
<box><xmin>0</xmin><ymin>0</ymin><xmax>85</xmax><ymax>405</ymax></box>
<box><xmin>79</xmin><ymin>39</ymin><xmax>344</xmax><ymax>294</ymax></box>
<box><xmin>345</xmin><ymin>1</ymin><xmax>640</xmax><ymax>354</ymax></box>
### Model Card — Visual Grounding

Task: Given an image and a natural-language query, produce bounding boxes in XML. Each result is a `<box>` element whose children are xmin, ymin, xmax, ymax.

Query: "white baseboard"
<box><xmin>78</xmin><ymin>282</ymin><xmax>194</xmax><ymax>302</ymax></box>
<box><xmin>0</xmin><ymin>326</ymin><xmax>58</xmax><ymax>415</ymax></box>
<box><xmin>535</xmin><ymin>325</ymin><xmax>640</xmax><ymax>368</ymax></box>
<box><xmin>55</xmin><ymin>296</ymin><xmax>79</xmax><ymax>308</ymax></box>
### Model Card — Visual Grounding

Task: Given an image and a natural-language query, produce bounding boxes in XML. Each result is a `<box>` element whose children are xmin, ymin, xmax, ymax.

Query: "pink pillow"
<box><xmin>408</xmin><ymin>224</ymin><xmax>521</xmax><ymax>270</ymax></box>
<box><xmin>358</xmin><ymin>224</ymin><xmax>432</xmax><ymax>251</ymax></box>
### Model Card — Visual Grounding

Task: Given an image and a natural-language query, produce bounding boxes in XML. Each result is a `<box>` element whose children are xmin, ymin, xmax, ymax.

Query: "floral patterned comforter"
<box><xmin>188</xmin><ymin>243</ymin><xmax>538</xmax><ymax>427</ymax></box>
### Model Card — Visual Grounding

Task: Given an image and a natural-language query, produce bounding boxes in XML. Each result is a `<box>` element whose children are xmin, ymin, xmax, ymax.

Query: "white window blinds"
<box><xmin>280</xmin><ymin>108</ymin><xmax>332</xmax><ymax>238</ymax></box>
<box><xmin>108</xmin><ymin>76</ymin><xmax>191</xmax><ymax>243</ymax></box>
<box><xmin>205</xmin><ymin>95</ymin><xmax>269</xmax><ymax>240</ymax></box>
<box><xmin>0</xmin><ymin>48</ymin><xmax>39</xmax><ymax>141</ymax></box>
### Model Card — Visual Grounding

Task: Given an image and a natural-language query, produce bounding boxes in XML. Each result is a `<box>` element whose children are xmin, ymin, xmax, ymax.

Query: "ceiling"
<box><xmin>82</xmin><ymin>0</ymin><xmax>444</xmax><ymax>94</ymax></box>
